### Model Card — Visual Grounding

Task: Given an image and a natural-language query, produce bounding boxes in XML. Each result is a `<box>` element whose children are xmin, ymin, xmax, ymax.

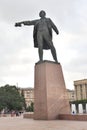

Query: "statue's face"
<box><xmin>39</xmin><ymin>10</ymin><xmax>46</xmax><ymax>18</ymax></box>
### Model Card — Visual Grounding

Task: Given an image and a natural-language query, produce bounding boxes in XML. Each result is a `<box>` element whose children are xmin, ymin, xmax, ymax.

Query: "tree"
<box><xmin>0</xmin><ymin>84</ymin><xmax>26</xmax><ymax>112</ymax></box>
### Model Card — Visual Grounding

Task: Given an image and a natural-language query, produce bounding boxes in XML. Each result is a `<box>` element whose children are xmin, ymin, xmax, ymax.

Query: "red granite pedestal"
<box><xmin>34</xmin><ymin>61</ymin><xmax>70</xmax><ymax>120</ymax></box>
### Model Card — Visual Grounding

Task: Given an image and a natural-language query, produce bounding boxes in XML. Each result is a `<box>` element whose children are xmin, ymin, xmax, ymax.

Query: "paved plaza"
<box><xmin>0</xmin><ymin>115</ymin><xmax>87</xmax><ymax>130</ymax></box>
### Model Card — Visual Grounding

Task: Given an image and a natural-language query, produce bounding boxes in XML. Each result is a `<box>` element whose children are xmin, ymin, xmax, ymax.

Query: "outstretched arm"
<box><xmin>15</xmin><ymin>20</ymin><xmax>38</xmax><ymax>27</ymax></box>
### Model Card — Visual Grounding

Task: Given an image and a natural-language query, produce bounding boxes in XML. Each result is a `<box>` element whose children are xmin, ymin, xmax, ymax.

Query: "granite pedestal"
<box><xmin>34</xmin><ymin>61</ymin><xmax>70</xmax><ymax>120</ymax></box>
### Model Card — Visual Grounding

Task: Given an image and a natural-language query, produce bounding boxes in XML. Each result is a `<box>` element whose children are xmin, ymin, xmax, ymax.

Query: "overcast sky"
<box><xmin>0</xmin><ymin>0</ymin><xmax>87</xmax><ymax>89</ymax></box>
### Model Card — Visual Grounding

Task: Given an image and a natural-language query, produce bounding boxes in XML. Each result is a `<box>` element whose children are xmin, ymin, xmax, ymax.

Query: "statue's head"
<box><xmin>39</xmin><ymin>10</ymin><xmax>46</xmax><ymax>18</ymax></box>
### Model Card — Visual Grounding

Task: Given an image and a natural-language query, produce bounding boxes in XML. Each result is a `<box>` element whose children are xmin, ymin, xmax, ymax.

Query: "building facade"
<box><xmin>67</xmin><ymin>89</ymin><xmax>76</xmax><ymax>101</ymax></box>
<box><xmin>19</xmin><ymin>88</ymin><xmax>34</xmax><ymax>107</ymax></box>
<box><xmin>74</xmin><ymin>79</ymin><xmax>87</xmax><ymax>100</ymax></box>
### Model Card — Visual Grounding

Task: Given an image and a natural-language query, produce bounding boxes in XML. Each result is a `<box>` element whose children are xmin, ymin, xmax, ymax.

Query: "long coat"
<box><xmin>23</xmin><ymin>18</ymin><xmax>59</xmax><ymax>50</ymax></box>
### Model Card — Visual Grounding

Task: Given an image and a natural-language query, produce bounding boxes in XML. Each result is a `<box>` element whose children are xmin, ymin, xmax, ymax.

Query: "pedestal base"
<box><xmin>34</xmin><ymin>61</ymin><xmax>70</xmax><ymax>120</ymax></box>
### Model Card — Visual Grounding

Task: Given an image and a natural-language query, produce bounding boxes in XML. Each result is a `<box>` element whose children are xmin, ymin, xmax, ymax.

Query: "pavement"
<box><xmin>0</xmin><ymin>115</ymin><xmax>87</xmax><ymax>130</ymax></box>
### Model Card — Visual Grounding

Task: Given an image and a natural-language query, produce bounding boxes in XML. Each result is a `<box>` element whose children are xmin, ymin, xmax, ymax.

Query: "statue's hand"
<box><xmin>56</xmin><ymin>30</ymin><xmax>59</xmax><ymax>35</ymax></box>
<box><xmin>15</xmin><ymin>22</ymin><xmax>22</xmax><ymax>27</ymax></box>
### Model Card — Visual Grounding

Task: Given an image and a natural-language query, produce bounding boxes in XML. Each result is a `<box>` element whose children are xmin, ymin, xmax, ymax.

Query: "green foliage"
<box><xmin>0</xmin><ymin>84</ymin><xmax>26</xmax><ymax>111</ymax></box>
<box><xmin>26</xmin><ymin>102</ymin><xmax>34</xmax><ymax>112</ymax></box>
<box><xmin>70</xmin><ymin>99</ymin><xmax>87</xmax><ymax>104</ymax></box>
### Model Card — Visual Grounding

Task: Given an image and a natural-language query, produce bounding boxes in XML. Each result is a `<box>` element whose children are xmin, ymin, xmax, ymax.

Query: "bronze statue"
<box><xmin>15</xmin><ymin>10</ymin><xmax>59</xmax><ymax>62</ymax></box>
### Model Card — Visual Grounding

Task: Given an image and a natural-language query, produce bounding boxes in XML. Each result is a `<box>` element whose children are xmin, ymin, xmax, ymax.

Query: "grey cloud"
<box><xmin>0</xmin><ymin>0</ymin><xmax>87</xmax><ymax>89</ymax></box>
